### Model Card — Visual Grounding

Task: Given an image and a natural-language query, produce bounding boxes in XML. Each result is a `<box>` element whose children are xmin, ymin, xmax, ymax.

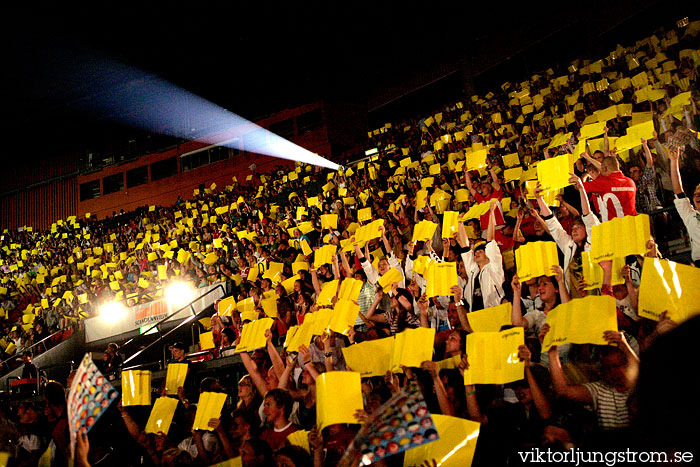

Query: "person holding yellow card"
<box><xmin>456</xmin><ymin>204</ymin><xmax>504</xmax><ymax>312</ymax></box>
<box><xmin>353</xmin><ymin>225</ymin><xmax>404</xmax><ymax>292</ymax></box>
<box><xmin>534</xmin><ymin>176</ymin><xmax>600</xmax><ymax>296</ymax></box>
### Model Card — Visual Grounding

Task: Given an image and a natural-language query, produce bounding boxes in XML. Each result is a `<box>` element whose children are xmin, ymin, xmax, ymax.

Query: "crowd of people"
<box><xmin>0</xmin><ymin>17</ymin><xmax>699</xmax><ymax>467</ymax></box>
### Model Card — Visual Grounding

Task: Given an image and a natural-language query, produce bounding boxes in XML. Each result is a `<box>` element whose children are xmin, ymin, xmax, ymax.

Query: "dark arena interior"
<box><xmin>1</xmin><ymin>2</ymin><xmax>699</xmax><ymax>466</ymax></box>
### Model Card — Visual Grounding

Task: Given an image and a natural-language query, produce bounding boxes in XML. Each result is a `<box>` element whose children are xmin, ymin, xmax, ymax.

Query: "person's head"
<box><xmin>170</xmin><ymin>342</ymin><xmax>187</xmax><ymax>361</ymax></box>
<box><xmin>592</xmin><ymin>150</ymin><xmax>605</xmax><ymax>163</ymax></box>
<box><xmin>21</xmin><ymin>352</ymin><xmax>32</xmax><ymax>364</ymax></box>
<box><xmin>18</xmin><ymin>401</ymin><xmax>39</xmax><ymax>424</ymax></box>
<box><xmin>571</xmin><ymin>218</ymin><xmax>587</xmax><ymax>245</ymax></box>
<box><xmin>274</xmin><ymin>445</ymin><xmax>313</xmax><ymax>467</ymax></box>
<box><xmin>44</xmin><ymin>380</ymin><xmax>66</xmax><ymax>421</ymax></box>
<box><xmin>262</xmin><ymin>388</ymin><xmax>293</xmax><ymax>423</ymax></box>
<box><xmin>237</xmin><ymin>375</ymin><xmax>256</xmax><ymax>401</ymax></box>
<box><xmin>586</xmin><ymin>163</ymin><xmax>600</xmax><ymax>180</ymax></box>
<box><xmin>445</xmin><ymin>329</ymin><xmax>465</xmax><ymax>356</ymax></box>
<box><xmin>230</xmin><ymin>408</ymin><xmax>260</xmax><ymax>441</ymax></box>
<box><xmin>480</xmin><ymin>180</ymin><xmax>493</xmax><ymax>197</ymax></box>
<box><xmin>693</xmin><ymin>184</ymin><xmax>700</xmax><ymax>210</ymax></box>
<box><xmin>628</xmin><ymin>162</ymin><xmax>644</xmax><ymax>182</ymax></box>
<box><xmin>199</xmin><ymin>377</ymin><xmax>222</xmax><ymax>393</ymax></box>
<box><xmin>600</xmin><ymin>156</ymin><xmax>620</xmax><ymax>177</ymax></box>
<box><xmin>221</xmin><ymin>327</ymin><xmax>236</xmax><ymax>347</ymax></box>
<box><xmin>600</xmin><ymin>346</ymin><xmax>633</xmax><ymax>391</ymax></box>
<box><xmin>473</xmin><ymin>242</ymin><xmax>489</xmax><ymax>266</ymax></box>
<box><xmin>240</xmin><ymin>438</ymin><xmax>275</xmax><ymax>467</ymax></box>
<box><xmin>457</xmin><ymin>260</ymin><xmax>467</xmax><ymax>279</ymax></box>
<box><xmin>537</xmin><ymin>275</ymin><xmax>559</xmax><ymax>305</ymax></box>
<box><xmin>377</xmin><ymin>257</ymin><xmax>390</xmax><ymax>275</ymax></box>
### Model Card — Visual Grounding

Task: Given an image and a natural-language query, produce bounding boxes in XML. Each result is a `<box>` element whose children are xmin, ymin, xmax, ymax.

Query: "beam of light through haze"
<box><xmin>63</xmin><ymin>53</ymin><xmax>339</xmax><ymax>170</ymax></box>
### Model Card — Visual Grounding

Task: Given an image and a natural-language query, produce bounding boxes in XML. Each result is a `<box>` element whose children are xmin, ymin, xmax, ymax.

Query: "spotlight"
<box><xmin>166</xmin><ymin>281</ymin><xmax>195</xmax><ymax>308</ymax></box>
<box><xmin>100</xmin><ymin>301</ymin><xmax>126</xmax><ymax>323</ymax></box>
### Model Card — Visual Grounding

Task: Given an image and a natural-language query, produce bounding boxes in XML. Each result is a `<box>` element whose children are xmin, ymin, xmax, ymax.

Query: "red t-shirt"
<box><xmin>583</xmin><ymin>172</ymin><xmax>637</xmax><ymax>222</ymax></box>
<box><xmin>260</xmin><ymin>423</ymin><xmax>298</xmax><ymax>450</ymax></box>
<box><xmin>474</xmin><ymin>189</ymin><xmax>505</xmax><ymax>230</ymax></box>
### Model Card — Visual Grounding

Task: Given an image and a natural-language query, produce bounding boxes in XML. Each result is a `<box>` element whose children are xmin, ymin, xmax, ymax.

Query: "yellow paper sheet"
<box><xmin>165</xmin><ymin>363</ymin><xmax>188</xmax><ymax>395</ymax></box>
<box><xmin>316</xmin><ymin>279</ymin><xmax>339</xmax><ymax>306</ymax></box>
<box><xmin>541</xmin><ymin>295</ymin><xmax>617</xmax><ymax>352</ymax></box>
<box><xmin>589</xmin><ymin>215</ymin><xmax>650</xmax><ymax>261</ymax></box>
<box><xmin>328</xmin><ymin>299</ymin><xmax>360</xmax><ymax>334</ymax></box>
<box><xmin>391</xmin><ymin>327</ymin><xmax>436</xmax><ymax>372</ymax></box>
<box><xmin>638</xmin><ymin>258</ymin><xmax>700</xmax><ymax>323</ymax></box>
<box><xmin>403</xmin><ymin>415</ymin><xmax>480</xmax><ymax>467</ymax></box>
<box><xmin>338</xmin><ymin>277</ymin><xmax>364</xmax><ymax>302</ymax></box>
<box><xmin>260</xmin><ymin>297</ymin><xmax>278</xmax><ymax>318</ymax></box>
<box><xmin>121</xmin><ymin>370</ymin><xmax>151</xmax><ymax>406</ymax></box>
<box><xmin>321</xmin><ymin>214</ymin><xmax>338</xmax><ymax>230</ymax></box>
<box><xmin>377</xmin><ymin>267</ymin><xmax>403</xmax><ymax>292</ymax></box>
<box><xmin>425</xmin><ymin>262</ymin><xmax>458</xmax><ymax>297</ymax></box>
<box><xmin>314</xmin><ymin>245</ymin><xmax>337</xmax><ymax>269</ymax></box>
<box><xmin>441</xmin><ymin>211</ymin><xmax>460</xmax><ymax>239</ymax></box>
<box><xmin>581</xmin><ymin>252</ymin><xmax>624</xmax><ymax>290</ymax></box>
<box><xmin>515</xmin><ymin>241</ymin><xmax>559</xmax><ymax>281</ymax></box>
<box><xmin>235</xmin><ymin>318</ymin><xmax>274</xmax><ymax>353</ymax></box>
<box><xmin>536</xmin><ymin>154</ymin><xmax>575</xmax><ymax>191</ymax></box>
<box><xmin>463</xmin><ymin>327</ymin><xmax>525</xmax><ymax>385</ymax></box>
<box><xmin>145</xmin><ymin>397</ymin><xmax>179</xmax><ymax>435</ymax></box>
<box><xmin>467</xmin><ymin>302</ymin><xmax>513</xmax><ymax>332</ymax></box>
<box><xmin>200</xmin><ymin>331</ymin><xmax>215</xmax><ymax>350</ymax></box>
<box><xmin>341</xmin><ymin>336</ymin><xmax>394</xmax><ymax>376</ymax></box>
<box><xmin>316</xmin><ymin>371</ymin><xmax>364</xmax><ymax>431</ymax></box>
<box><xmin>192</xmin><ymin>392</ymin><xmax>228</xmax><ymax>431</ymax></box>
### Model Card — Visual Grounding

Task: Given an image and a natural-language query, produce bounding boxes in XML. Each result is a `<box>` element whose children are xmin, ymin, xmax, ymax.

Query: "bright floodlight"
<box><xmin>166</xmin><ymin>281</ymin><xmax>196</xmax><ymax>308</ymax></box>
<box><xmin>100</xmin><ymin>301</ymin><xmax>126</xmax><ymax>323</ymax></box>
<box><xmin>71</xmin><ymin>56</ymin><xmax>340</xmax><ymax>170</ymax></box>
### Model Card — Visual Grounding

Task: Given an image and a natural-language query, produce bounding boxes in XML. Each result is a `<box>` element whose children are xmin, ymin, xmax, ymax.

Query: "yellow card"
<box><xmin>542</xmin><ymin>295</ymin><xmax>617</xmax><ymax>352</ymax></box>
<box><xmin>121</xmin><ymin>370</ymin><xmax>152</xmax><ymax>406</ymax></box>
<box><xmin>463</xmin><ymin>327</ymin><xmax>524</xmax><ymax>385</ymax></box>
<box><xmin>165</xmin><ymin>363</ymin><xmax>188</xmax><ymax>395</ymax></box>
<box><xmin>145</xmin><ymin>397</ymin><xmax>179</xmax><ymax>435</ymax></box>
<box><xmin>377</xmin><ymin>268</ymin><xmax>403</xmax><ymax>292</ymax></box>
<box><xmin>467</xmin><ymin>302</ymin><xmax>513</xmax><ymax>332</ymax></box>
<box><xmin>199</xmin><ymin>331</ymin><xmax>215</xmax><ymax>350</ymax></box>
<box><xmin>425</xmin><ymin>262</ymin><xmax>457</xmax><ymax>297</ymax></box>
<box><xmin>192</xmin><ymin>392</ymin><xmax>227</xmax><ymax>431</ymax></box>
<box><xmin>235</xmin><ymin>318</ymin><xmax>275</xmax><ymax>353</ymax></box>
<box><xmin>638</xmin><ymin>258</ymin><xmax>700</xmax><ymax>323</ymax></box>
<box><xmin>391</xmin><ymin>327</ymin><xmax>436</xmax><ymax>372</ymax></box>
<box><xmin>515</xmin><ymin>241</ymin><xmax>559</xmax><ymax>281</ymax></box>
<box><xmin>589</xmin><ymin>215</ymin><xmax>650</xmax><ymax>261</ymax></box>
<box><xmin>316</xmin><ymin>372</ymin><xmax>364</xmax><ymax>431</ymax></box>
<box><xmin>403</xmin><ymin>415</ymin><xmax>480</xmax><ymax>467</ymax></box>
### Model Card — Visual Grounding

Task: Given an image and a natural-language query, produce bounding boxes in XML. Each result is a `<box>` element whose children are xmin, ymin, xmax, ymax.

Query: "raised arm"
<box><xmin>339</xmin><ymin>250</ymin><xmax>353</xmax><ymax>277</ymax></box>
<box><xmin>547</xmin><ymin>340</ymin><xmax>592</xmax><ymax>404</ymax></box>
<box><xmin>668</xmin><ymin>144</ymin><xmax>684</xmax><ymax>194</ymax></box>
<box><xmin>510</xmin><ymin>275</ymin><xmax>528</xmax><ymax>328</ymax></box>
<box><xmin>464</xmin><ymin>169</ymin><xmax>477</xmax><ymax>197</ymax></box>
<box><xmin>569</xmin><ymin>173</ymin><xmax>593</xmax><ymax>216</ymax></box>
<box><xmin>641</xmin><ymin>138</ymin><xmax>654</xmax><ymax>169</ymax></box>
<box><xmin>519</xmin><ymin>345</ymin><xmax>552</xmax><ymax>420</ymax></box>
<box><xmin>240</xmin><ymin>352</ymin><xmax>268</xmax><ymax>397</ymax></box>
<box><xmin>490</xmin><ymin>166</ymin><xmax>501</xmax><ymax>192</ymax></box>
<box><xmin>535</xmin><ymin>183</ymin><xmax>553</xmax><ymax>217</ymax></box>
<box><xmin>486</xmin><ymin>202</ymin><xmax>496</xmax><ymax>242</ymax></box>
<box><xmin>421</xmin><ymin>361</ymin><xmax>455</xmax><ymax>416</ymax></box>
<box><xmin>265</xmin><ymin>329</ymin><xmax>285</xmax><ymax>378</ymax></box>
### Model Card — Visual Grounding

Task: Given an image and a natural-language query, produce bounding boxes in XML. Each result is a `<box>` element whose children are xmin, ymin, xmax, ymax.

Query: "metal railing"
<box><xmin>122</xmin><ymin>284</ymin><xmax>226</xmax><ymax>368</ymax></box>
<box><xmin>0</xmin><ymin>329</ymin><xmax>65</xmax><ymax>374</ymax></box>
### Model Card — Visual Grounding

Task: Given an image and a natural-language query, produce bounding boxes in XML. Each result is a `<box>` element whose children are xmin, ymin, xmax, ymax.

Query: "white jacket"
<box><xmin>674</xmin><ymin>197</ymin><xmax>700</xmax><ymax>262</ymax></box>
<box><xmin>460</xmin><ymin>240</ymin><xmax>505</xmax><ymax>311</ymax></box>
<box><xmin>544</xmin><ymin>212</ymin><xmax>600</xmax><ymax>292</ymax></box>
<box><xmin>361</xmin><ymin>252</ymin><xmax>406</xmax><ymax>289</ymax></box>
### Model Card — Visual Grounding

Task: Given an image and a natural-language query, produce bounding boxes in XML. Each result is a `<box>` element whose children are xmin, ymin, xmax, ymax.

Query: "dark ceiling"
<box><xmin>1</xmin><ymin>1</ymin><xmax>691</xmax><ymax>163</ymax></box>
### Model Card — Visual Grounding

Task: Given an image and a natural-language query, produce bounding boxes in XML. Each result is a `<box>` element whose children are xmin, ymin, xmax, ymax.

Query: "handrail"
<box><xmin>0</xmin><ymin>329</ymin><xmax>64</xmax><ymax>370</ymax></box>
<box><xmin>122</xmin><ymin>284</ymin><xmax>226</xmax><ymax>367</ymax></box>
<box><xmin>120</xmin><ymin>283</ymin><xmax>226</xmax><ymax>352</ymax></box>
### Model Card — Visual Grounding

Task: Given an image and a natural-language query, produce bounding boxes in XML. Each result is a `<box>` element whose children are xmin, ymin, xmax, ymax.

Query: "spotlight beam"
<box><xmin>65</xmin><ymin>54</ymin><xmax>340</xmax><ymax>170</ymax></box>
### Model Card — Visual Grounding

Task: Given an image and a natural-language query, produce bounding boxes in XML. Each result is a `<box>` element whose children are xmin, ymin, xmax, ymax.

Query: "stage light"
<box><xmin>166</xmin><ymin>281</ymin><xmax>195</xmax><ymax>308</ymax></box>
<box><xmin>69</xmin><ymin>56</ymin><xmax>340</xmax><ymax>170</ymax></box>
<box><xmin>100</xmin><ymin>301</ymin><xmax>126</xmax><ymax>323</ymax></box>
<box><xmin>365</xmin><ymin>147</ymin><xmax>378</xmax><ymax>156</ymax></box>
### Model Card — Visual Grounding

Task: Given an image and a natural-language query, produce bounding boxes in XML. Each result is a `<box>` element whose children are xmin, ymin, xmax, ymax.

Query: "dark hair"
<box><xmin>243</xmin><ymin>438</ymin><xmax>276</xmax><ymax>464</ymax></box>
<box><xmin>264</xmin><ymin>388</ymin><xmax>294</xmax><ymax>419</ymax></box>
<box><xmin>274</xmin><ymin>445</ymin><xmax>313</xmax><ymax>467</ymax></box>
<box><xmin>44</xmin><ymin>380</ymin><xmax>66</xmax><ymax>407</ymax></box>
<box><xmin>231</xmin><ymin>407</ymin><xmax>262</xmax><ymax>438</ymax></box>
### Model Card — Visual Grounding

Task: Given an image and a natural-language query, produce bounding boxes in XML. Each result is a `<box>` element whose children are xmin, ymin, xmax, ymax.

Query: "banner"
<box><xmin>338</xmin><ymin>381</ymin><xmax>439</xmax><ymax>467</ymax></box>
